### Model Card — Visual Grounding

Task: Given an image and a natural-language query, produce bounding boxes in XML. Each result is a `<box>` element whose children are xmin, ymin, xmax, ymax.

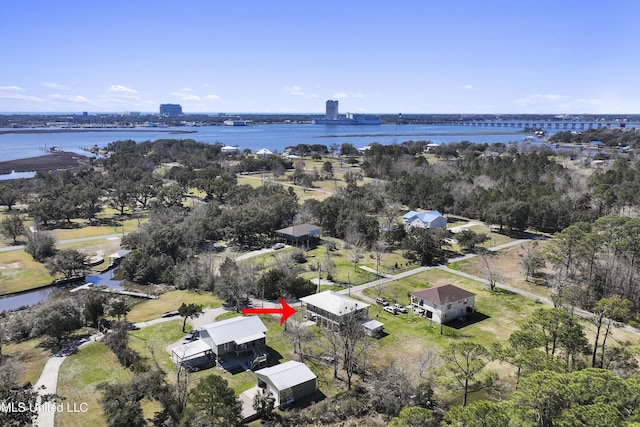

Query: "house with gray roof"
<box><xmin>255</xmin><ymin>361</ymin><xmax>317</xmax><ymax>406</ymax></box>
<box><xmin>198</xmin><ymin>316</ymin><xmax>268</xmax><ymax>370</ymax></box>
<box><xmin>300</xmin><ymin>291</ymin><xmax>370</xmax><ymax>330</ymax></box>
<box><xmin>410</xmin><ymin>284</ymin><xmax>475</xmax><ymax>323</ymax></box>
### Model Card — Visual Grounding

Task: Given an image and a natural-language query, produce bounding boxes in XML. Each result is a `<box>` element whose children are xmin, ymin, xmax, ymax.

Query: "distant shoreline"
<box><xmin>0</xmin><ymin>151</ymin><xmax>91</xmax><ymax>175</ymax></box>
<box><xmin>0</xmin><ymin>128</ymin><xmax>197</xmax><ymax>135</ymax></box>
<box><xmin>314</xmin><ymin>131</ymin><xmax>527</xmax><ymax>138</ymax></box>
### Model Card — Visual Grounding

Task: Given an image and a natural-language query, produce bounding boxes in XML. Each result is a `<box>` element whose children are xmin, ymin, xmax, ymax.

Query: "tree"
<box><xmin>403</xmin><ymin>227</ymin><xmax>445</xmax><ymax>265</ymax></box>
<box><xmin>372</xmin><ymin>238</ymin><xmax>388</xmax><ymax>276</ymax></box>
<box><xmin>24</xmin><ymin>229</ymin><xmax>56</xmax><ymax>262</ymax></box>
<box><xmin>30</xmin><ymin>298</ymin><xmax>84</xmax><ymax>345</ymax></box>
<box><xmin>46</xmin><ymin>248</ymin><xmax>88</xmax><ymax>279</ymax></box>
<box><xmin>283</xmin><ymin>312</ymin><xmax>312</xmax><ymax>361</ymax></box>
<box><xmin>98</xmin><ymin>380</ymin><xmax>146</xmax><ymax>427</ymax></box>
<box><xmin>0</xmin><ymin>212</ymin><xmax>25</xmax><ymax>244</ymax></box>
<box><xmin>339</xmin><ymin>311</ymin><xmax>370</xmax><ymax>390</ymax></box>
<box><xmin>590</xmin><ymin>296</ymin><xmax>632</xmax><ymax>368</ymax></box>
<box><xmin>252</xmin><ymin>388</ymin><xmax>276</xmax><ymax>421</ymax></box>
<box><xmin>368</xmin><ymin>363</ymin><xmax>420</xmax><ymax>417</ymax></box>
<box><xmin>322</xmin><ymin>160</ymin><xmax>334</xmax><ymax>179</ymax></box>
<box><xmin>0</xmin><ymin>184</ymin><xmax>19</xmax><ymax>211</ymax></box>
<box><xmin>519</xmin><ymin>241</ymin><xmax>545</xmax><ymax>281</ymax></box>
<box><xmin>82</xmin><ymin>290</ymin><xmax>107</xmax><ymax>328</ymax></box>
<box><xmin>178</xmin><ymin>303</ymin><xmax>203</xmax><ymax>333</ymax></box>
<box><xmin>440</xmin><ymin>341</ymin><xmax>494</xmax><ymax>406</ymax></box>
<box><xmin>389</xmin><ymin>406</ymin><xmax>437</xmax><ymax>427</ymax></box>
<box><xmin>0</xmin><ymin>368</ymin><xmax>56</xmax><ymax>426</ymax></box>
<box><xmin>183</xmin><ymin>374</ymin><xmax>242</xmax><ymax>426</ymax></box>
<box><xmin>443</xmin><ymin>401</ymin><xmax>510</xmax><ymax>427</ymax></box>
<box><xmin>216</xmin><ymin>257</ymin><xmax>250</xmax><ymax>311</ymax></box>
<box><xmin>456</xmin><ymin>229</ymin><xmax>489</xmax><ymax>253</ymax></box>
<box><xmin>109</xmin><ymin>299</ymin><xmax>130</xmax><ymax>322</ymax></box>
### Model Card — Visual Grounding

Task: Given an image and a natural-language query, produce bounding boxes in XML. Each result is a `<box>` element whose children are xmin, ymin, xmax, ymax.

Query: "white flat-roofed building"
<box><xmin>300</xmin><ymin>291</ymin><xmax>370</xmax><ymax>330</ymax></box>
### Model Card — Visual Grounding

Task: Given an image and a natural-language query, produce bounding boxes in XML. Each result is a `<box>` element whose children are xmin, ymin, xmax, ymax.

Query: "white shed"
<box><xmin>255</xmin><ymin>361</ymin><xmax>317</xmax><ymax>406</ymax></box>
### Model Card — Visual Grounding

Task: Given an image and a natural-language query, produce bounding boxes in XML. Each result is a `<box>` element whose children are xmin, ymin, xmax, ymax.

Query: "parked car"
<box><xmin>375</xmin><ymin>297</ymin><xmax>389</xmax><ymax>306</ymax></box>
<box><xmin>383</xmin><ymin>306</ymin><xmax>398</xmax><ymax>315</ymax></box>
<box><xmin>182</xmin><ymin>330</ymin><xmax>199</xmax><ymax>345</ymax></box>
<box><xmin>393</xmin><ymin>303</ymin><xmax>408</xmax><ymax>313</ymax></box>
<box><xmin>273</xmin><ymin>243</ymin><xmax>285</xmax><ymax>250</ymax></box>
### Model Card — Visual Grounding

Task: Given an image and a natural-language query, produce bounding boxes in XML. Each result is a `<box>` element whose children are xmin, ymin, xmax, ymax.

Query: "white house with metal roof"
<box><xmin>255</xmin><ymin>361</ymin><xmax>317</xmax><ymax>406</ymax></box>
<box><xmin>172</xmin><ymin>316</ymin><xmax>269</xmax><ymax>370</ymax></box>
<box><xmin>402</xmin><ymin>210</ymin><xmax>447</xmax><ymax>230</ymax></box>
<box><xmin>299</xmin><ymin>291</ymin><xmax>371</xmax><ymax>330</ymax></box>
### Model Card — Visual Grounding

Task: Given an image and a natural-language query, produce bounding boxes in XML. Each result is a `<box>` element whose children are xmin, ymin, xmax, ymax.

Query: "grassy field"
<box><xmin>126</xmin><ymin>290</ymin><xmax>223</xmax><ymax>323</ymax></box>
<box><xmin>1</xmin><ymin>337</ymin><xmax>51</xmax><ymax>385</ymax></box>
<box><xmin>55</xmin><ymin>342</ymin><xmax>133</xmax><ymax>427</ymax></box>
<box><xmin>0</xmin><ymin>250</ymin><xmax>53</xmax><ymax>295</ymax></box>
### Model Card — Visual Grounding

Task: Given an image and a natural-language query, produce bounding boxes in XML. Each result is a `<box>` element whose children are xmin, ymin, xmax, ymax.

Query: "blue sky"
<box><xmin>1</xmin><ymin>0</ymin><xmax>639</xmax><ymax>114</ymax></box>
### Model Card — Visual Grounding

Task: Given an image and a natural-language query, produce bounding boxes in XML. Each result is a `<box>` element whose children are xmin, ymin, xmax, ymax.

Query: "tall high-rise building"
<box><xmin>325</xmin><ymin>100</ymin><xmax>339</xmax><ymax>119</ymax></box>
<box><xmin>159</xmin><ymin>104</ymin><xmax>183</xmax><ymax>116</ymax></box>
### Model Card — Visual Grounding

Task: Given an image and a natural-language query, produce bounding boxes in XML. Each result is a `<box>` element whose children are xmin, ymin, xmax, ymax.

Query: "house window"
<box><xmin>223</xmin><ymin>342</ymin><xmax>230</xmax><ymax>351</ymax></box>
<box><xmin>447</xmin><ymin>304</ymin><xmax>452</xmax><ymax>309</ymax></box>
<box><xmin>463</xmin><ymin>299</ymin><xmax>468</xmax><ymax>304</ymax></box>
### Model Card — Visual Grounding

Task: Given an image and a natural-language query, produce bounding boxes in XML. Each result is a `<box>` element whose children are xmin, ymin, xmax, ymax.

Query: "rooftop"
<box><xmin>300</xmin><ymin>291</ymin><xmax>369</xmax><ymax>316</ymax></box>
<box><xmin>411</xmin><ymin>284</ymin><xmax>475</xmax><ymax>305</ymax></box>
<box><xmin>255</xmin><ymin>361</ymin><xmax>316</xmax><ymax>390</ymax></box>
<box><xmin>200</xmin><ymin>316</ymin><xmax>267</xmax><ymax>346</ymax></box>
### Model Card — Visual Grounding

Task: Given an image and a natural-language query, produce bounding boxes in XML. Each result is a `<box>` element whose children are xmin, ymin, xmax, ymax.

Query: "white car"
<box><xmin>393</xmin><ymin>303</ymin><xmax>408</xmax><ymax>313</ymax></box>
<box><xmin>273</xmin><ymin>243</ymin><xmax>285</xmax><ymax>250</ymax></box>
<box><xmin>383</xmin><ymin>306</ymin><xmax>397</xmax><ymax>315</ymax></box>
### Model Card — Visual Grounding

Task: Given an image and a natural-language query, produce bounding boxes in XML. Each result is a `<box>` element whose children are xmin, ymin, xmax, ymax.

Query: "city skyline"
<box><xmin>1</xmin><ymin>0</ymin><xmax>639</xmax><ymax>115</ymax></box>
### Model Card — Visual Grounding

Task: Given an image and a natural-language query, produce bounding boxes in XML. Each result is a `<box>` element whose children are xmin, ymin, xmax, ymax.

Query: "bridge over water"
<box><xmin>435</xmin><ymin>121</ymin><xmax>638</xmax><ymax>130</ymax></box>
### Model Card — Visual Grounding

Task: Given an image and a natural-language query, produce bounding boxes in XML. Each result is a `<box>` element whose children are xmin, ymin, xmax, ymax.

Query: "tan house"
<box><xmin>410</xmin><ymin>284</ymin><xmax>475</xmax><ymax>323</ymax></box>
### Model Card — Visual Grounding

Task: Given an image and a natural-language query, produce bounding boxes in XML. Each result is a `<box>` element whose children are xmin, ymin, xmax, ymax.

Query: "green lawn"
<box><xmin>127</xmin><ymin>290</ymin><xmax>223</xmax><ymax>323</ymax></box>
<box><xmin>56</xmin><ymin>342</ymin><xmax>132</xmax><ymax>427</ymax></box>
<box><xmin>0</xmin><ymin>250</ymin><xmax>53</xmax><ymax>295</ymax></box>
<box><xmin>127</xmin><ymin>319</ymin><xmax>185</xmax><ymax>375</ymax></box>
<box><xmin>1</xmin><ymin>337</ymin><xmax>51</xmax><ymax>385</ymax></box>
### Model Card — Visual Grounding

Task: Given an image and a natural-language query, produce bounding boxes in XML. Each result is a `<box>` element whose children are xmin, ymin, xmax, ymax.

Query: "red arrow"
<box><xmin>242</xmin><ymin>297</ymin><xmax>296</xmax><ymax>326</ymax></box>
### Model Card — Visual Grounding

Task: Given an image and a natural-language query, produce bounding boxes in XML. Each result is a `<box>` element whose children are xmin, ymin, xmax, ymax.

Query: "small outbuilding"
<box><xmin>362</xmin><ymin>319</ymin><xmax>384</xmax><ymax>338</ymax></box>
<box><xmin>255</xmin><ymin>361</ymin><xmax>317</xmax><ymax>406</ymax></box>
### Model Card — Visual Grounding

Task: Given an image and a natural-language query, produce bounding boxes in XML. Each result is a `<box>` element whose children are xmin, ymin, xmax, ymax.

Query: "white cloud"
<box><xmin>333</xmin><ymin>92</ymin><xmax>364</xmax><ymax>99</ymax></box>
<box><xmin>284</xmin><ymin>85</ymin><xmax>318</xmax><ymax>98</ymax></box>
<box><xmin>463</xmin><ymin>84</ymin><xmax>474</xmax><ymax>90</ymax></box>
<box><xmin>515</xmin><ymin>93</ymin><xmax>570</xmax><ymax>106</ymax></box>
<box><xmin>204</xmin><ymin>94</ymin><xmax>220</xmax><ymax>100</ymax></box>
<box><xmin>284</xmin><ymin>85</ymin><xmax>305</xmax><ymax>96</ymax></box>
<box><xmin>42</xmin><ymin>82</ymin><xmax>70</xmax><ymax>91</ymax></box>
<box><xmin>0</xmin><ymin>86</ymin><xmax>25</xmax><ymax>92</ymax></box>
<box><xmin>0</xmin><ymin>93</ymin><xmax>41</xmax><ymax>102</ymax></box>
<box><xmin>50</xmin><ymin>94</ymin><xmax>91</xmax><ymax>103</ymax></box>
<box><xmin>108</xmin><ymin>85</ymin><xmax>138</xmax><ymax>94</ymax></box>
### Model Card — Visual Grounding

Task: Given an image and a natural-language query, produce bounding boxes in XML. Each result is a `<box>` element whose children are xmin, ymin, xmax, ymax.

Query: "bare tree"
<box><xmin>345</xmin><ymin>229</ymin><xmax>365</xmax><ymax>272</ymax></box>
<box><xmin>283</xmin><ymin>312</ymin><xmax>312</xmax><ymax>362</ymax></box>
<box><xmin>372</xmin><ymin>238</ymin><xmax>388</xmax><ymax>276</ymax></box>
<box><xmin>519</xmin><ymin>241</ymin><xmax>545</xmax><ymax>282</ymax></box>
<box><xmin>479</xmin><ymin>250</ymin><xmax>497</xmax><ymax>291</ymax></box>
